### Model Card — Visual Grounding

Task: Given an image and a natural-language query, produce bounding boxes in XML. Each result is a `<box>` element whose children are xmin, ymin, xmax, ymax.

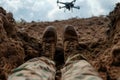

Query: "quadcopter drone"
<box><xmin>57</xmin><ymin>0</ymin><xmax>80</xmax><ymax>11</ymax></box>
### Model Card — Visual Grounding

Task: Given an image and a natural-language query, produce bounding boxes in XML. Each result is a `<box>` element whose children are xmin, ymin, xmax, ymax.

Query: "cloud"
<box><xmin>0</xmin><ymin>0</ymin><xmax>119</xmax><ymax>22</ymax></box>
<box><xmin>1</xmin><ymin>0</ymin><xmax>23</xmax><ymax>12</ymax></box>
<box><xmin>87</xmin><ymin>0</ymin><xmax>105</xmax><ymax>15</ymax></box>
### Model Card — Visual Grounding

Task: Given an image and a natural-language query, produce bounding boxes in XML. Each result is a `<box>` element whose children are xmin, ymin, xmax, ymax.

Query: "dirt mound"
<box><xmin>0</xmin><ymin>8</ymin><xmax>25</xmax><ymax>80</ymax></box>
<box><xmin>0</xmin><ymin>3</ymin><xmax>120</xmax><ymax>80</ymax></box>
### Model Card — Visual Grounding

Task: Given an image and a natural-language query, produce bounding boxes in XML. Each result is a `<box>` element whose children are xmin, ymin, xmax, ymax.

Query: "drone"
<box><xmin>57</xmin><ymin>0</ymin><xmax>80</xmax><ymax>11</ymax></box>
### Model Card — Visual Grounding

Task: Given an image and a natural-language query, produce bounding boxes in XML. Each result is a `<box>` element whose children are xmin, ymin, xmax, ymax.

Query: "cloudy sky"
<box><xmin>0</xmin><ymin>0</ymin><xmax>119</xmax><ymax>22</ymax></box>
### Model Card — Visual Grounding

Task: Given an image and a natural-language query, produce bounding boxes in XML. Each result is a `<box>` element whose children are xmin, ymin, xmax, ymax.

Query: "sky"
<box><xmin>0</xmin><ymin>0</ymin><xmax>120</xmax><ymax>22</ymax></box>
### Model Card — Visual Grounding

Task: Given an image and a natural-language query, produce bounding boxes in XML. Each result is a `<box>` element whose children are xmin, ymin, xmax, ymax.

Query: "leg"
<box><xmin>61</xmin><ymin>59</ymin><xmax>102</xmax><ymax>80</ymax></box>
<box><xmin>8</xmin><ymin>26</ymin><xmax>57</xmax><ymax>80</ymax></box>
<box><xmin>61</xmin><ymin>26</ymin><xmax>102</xmax><ymax>80</ymax></box>
<box><xmin>8</xmin><ymin>57</ymin><xmax>56</xmax><ymax>80</ymax></box>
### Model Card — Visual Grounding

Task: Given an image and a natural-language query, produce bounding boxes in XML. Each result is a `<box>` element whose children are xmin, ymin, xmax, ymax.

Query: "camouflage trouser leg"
<box><xmin>61</xmin><ymin>54</ymin><xmax>103</xmax><ymax>80</ymax></box>
<box><xmin>118</xmin><ymin>77</ymin><xmax>120</xmax><ymax>80</ymax></box>
<box><xmin>8</xmin><ymin>57</ymin><xmax>56</xmax><ymax>80</ymax></box>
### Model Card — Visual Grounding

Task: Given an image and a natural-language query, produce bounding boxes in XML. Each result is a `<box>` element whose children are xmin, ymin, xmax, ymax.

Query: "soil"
<box><xmin>0</xmin><ymin>3</ymin><xmax>120</xmax><ymax>80</ymax></box>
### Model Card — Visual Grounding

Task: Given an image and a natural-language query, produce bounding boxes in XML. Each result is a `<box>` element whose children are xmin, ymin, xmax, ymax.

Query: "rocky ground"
<box><xmin>0</xmin><ymin>3</ymin><xmax>120</xmax><ymax>80</ymax></box>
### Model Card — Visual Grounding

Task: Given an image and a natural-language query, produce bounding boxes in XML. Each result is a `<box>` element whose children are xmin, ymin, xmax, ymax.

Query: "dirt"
<box><xmin>0</xmin><ymin>3</ymin><xmax>120</xmax><ymax>80</ymax></box>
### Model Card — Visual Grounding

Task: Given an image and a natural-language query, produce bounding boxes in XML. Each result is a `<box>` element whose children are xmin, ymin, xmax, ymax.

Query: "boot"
<box><xmin>63</xmin><ymin>25</ymin><xmax>85</xmax><ymax>62</ymax></box>
<box><xmin>42</xmin><ymin>26</ymin><xmax>57</xmax><ymax>60</ymax></box>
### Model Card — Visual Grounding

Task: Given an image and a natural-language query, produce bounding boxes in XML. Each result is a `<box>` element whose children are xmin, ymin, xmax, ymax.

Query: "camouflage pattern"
<box><xmin>8</xmin><ymin>55</ymin><xmax>103</xmax><ymax>80</ymax></box>
<box><xmin>8</xmin><ymin>57</ymin><xmax>56</xmax><ymax>80</ymax></box>
<box><xmin>61</xmin><ymin>54</ymin><xmax>103</xmax><ymax>80</ymax></box>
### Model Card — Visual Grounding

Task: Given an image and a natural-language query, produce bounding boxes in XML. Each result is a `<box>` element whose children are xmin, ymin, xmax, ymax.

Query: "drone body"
<box><xmin>57</xmin><ymin>0</ymin><xmax>80</xmax><ymax>11</ymax></box>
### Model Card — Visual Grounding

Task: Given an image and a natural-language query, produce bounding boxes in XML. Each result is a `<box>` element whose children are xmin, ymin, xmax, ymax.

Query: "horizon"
<box><xmin>0</xmin><ymin>0</ymin><xmax>119</xmax><ymax>22</ymax></box>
